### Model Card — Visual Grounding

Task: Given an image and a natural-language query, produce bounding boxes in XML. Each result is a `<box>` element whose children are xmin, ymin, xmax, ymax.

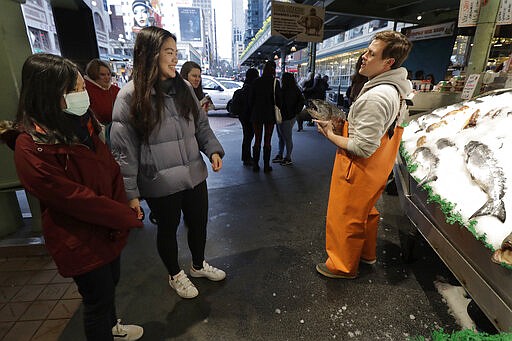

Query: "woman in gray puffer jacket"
<box><xmin>110</xmin><ymin>27</ymin><xmax>226</xmax><ymax>300</ymax></box>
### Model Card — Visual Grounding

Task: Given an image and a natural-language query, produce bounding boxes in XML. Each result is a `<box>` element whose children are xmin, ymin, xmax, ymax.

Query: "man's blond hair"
<box><xmin>374</xmin><ymin>31</ymin><xmax>412</xmax><ymax>69</ymax></box>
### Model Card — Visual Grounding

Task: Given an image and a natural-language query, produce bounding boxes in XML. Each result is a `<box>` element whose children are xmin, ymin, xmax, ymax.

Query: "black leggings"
<box><xmin>73</xmin><ymin>257</ymin><xmax>120</xmax><ymax>341</ymax></box>
<box><xmin>253</xmin><ymin>122</ymin><xmax>274</xmax><ymax>148</ymax></box>
<box><xmin>146</xmin><ymin>180</ymin><xmax>208</xmax><ymax>276</ymax></box>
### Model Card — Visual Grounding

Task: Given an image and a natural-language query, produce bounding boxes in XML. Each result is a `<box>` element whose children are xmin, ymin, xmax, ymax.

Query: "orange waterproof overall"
<box><xmin>325</xmin><ymin>120</ymin><xmax>403</xmax><ymax>276</ymax></box>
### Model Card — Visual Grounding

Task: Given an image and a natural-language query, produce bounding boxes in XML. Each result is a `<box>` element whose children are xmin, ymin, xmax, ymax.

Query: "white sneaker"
<box><xmin>169</xmin><ymin>270</ymin><xmax>199</xmax><ymax>298</ymax></box>
<box><xmin>112</xmin><ymin>319</ymin><xmax>143</xmax><ymax>341</ymax></box>
<box><xmin>190</xmin><ymin>261</ymin><xmax>226</xmax><ymax>281</ymax></box>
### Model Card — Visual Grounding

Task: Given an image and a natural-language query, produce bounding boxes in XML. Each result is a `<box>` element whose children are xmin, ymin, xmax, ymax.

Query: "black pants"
<box><xmin>146</xmin><ymin>180</ymin><xmax>208</xmax><ymax>276</ymax></box>
<box><xmin>253</xmin><ymin>122</ymin><xmax>274</xmax><ymax>148</ymax></box>
<box><xmin>73</xmin><ymin>257</ymin><xmax>120</xmax><ymax>341</ymax></box>
<box><xmin>239</xmin><ymin>118</ymin><xmax>254</xmax><ymax>162</ymax></box>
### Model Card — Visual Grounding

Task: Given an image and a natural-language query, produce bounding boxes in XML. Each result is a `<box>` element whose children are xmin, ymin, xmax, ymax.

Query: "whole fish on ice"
<box><xmin>411</xmin><ymin>146</ymin><xmax>439</xmax><ymax>186</ymax></box>
<box><xmin>464</xmin><ymin>141</ymin><xmax>507</xmax><ymax>223</ymax></box>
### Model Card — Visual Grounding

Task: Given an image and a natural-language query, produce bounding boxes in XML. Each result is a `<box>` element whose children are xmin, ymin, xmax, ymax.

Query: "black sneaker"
<box><xmin>272</xmin><ymin>155</ymin><xmax>284</xmax><ymax>163</ymax></box>
<box><xmin>281</xmin><ymin>158</ymin><xmax>293</xmax><ymax>166</ymax></box>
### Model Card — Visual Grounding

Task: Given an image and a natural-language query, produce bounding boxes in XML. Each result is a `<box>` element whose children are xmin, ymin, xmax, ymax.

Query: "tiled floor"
<box><xmin>0</xmin><ymin>256</ymin><xmax>82</xmax><ymax>341</ymax></box>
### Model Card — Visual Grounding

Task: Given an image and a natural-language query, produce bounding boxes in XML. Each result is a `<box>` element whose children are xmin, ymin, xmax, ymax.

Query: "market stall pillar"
<box><xmin>466</xmin><ymin>0</ymin><xmax>501</xmax><ymax>75</ymax></box>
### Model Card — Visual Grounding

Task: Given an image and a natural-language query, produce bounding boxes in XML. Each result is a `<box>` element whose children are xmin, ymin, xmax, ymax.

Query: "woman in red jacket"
<box><xmin>84</xmin><ymin>59</ymin><xmax>120</xmax><ymax>145</ymax></box>
<box><xmin>8</xmin><ymin>54</ymin><xmax>143</xmax><ymax>341</ymax></box>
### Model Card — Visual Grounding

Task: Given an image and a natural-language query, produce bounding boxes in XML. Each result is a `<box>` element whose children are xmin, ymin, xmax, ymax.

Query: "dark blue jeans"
<box><xmin>73</xmin><ymin>257</ymin><xmax>120</xmax><ymax>341</ymax></box>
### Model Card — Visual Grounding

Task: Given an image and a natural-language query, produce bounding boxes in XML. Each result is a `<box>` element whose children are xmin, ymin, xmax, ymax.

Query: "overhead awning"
<box><xmin>240</xmin><ymin>0</ymin><xmax>460</xmax><ymax>66</ymax></box>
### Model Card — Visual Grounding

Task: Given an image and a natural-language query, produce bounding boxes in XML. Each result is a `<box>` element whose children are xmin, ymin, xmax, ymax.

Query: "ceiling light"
<box><xmin>417</xmin><ymin>15</ymin><xmax>422</xmax><ymax>20</ymax></box>
<box><xmin>274</xmin><ymin>54</ymin><xmax>279</xmax><ymax>60</ymax></box>
<box><xmin>290</xmin><ymin>46</ymin><xmax>297</xmax><ymax>52</ymax></box>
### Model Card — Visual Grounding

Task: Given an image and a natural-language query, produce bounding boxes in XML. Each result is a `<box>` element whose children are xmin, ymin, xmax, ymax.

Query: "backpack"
<box><xmin>230</xmin><ymin>87</ymin><xmax>246</xmax><ymax>115</ymax></box>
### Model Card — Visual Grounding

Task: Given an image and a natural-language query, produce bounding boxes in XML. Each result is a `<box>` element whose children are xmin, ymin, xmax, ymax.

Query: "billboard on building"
<box><xmin>131</xmin><ymin>0</ymin><xmax>162</xmax><ymax>34</ymax></box>
<box><xmin>179</xmin><ymin>7</ymin><xmax>202</xmax><ymax>42</ymax></box>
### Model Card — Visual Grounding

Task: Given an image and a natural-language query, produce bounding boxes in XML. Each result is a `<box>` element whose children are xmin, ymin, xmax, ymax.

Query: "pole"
<box><xmin>466</xmin><ymin>0</ymin><xmax>501</xmax><ymax>75</ymax></box>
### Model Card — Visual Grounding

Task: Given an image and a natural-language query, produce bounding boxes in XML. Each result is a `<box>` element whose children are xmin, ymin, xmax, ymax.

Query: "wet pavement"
<box><xmin>1</xmin><ymin>111</ymin><xmax>460</xmax><ymax>340</ymax></box>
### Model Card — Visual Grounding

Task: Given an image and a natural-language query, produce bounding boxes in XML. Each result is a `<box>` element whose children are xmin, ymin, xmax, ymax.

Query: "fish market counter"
<box><xmin>408</xmin><ymin>92</ymin><xmax>462</xmax><ymax>115</ymax></box>
<box><xmin>394</xmin><ymin>156</ymin><xmax>512</xmax><ymax>332</ymax></box>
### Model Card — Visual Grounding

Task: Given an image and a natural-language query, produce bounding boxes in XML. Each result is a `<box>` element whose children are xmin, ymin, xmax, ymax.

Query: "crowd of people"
<box><xmin>0</xmin><ymin>26</ymin><xmax>414</xmax><ymax>341</ymax></box>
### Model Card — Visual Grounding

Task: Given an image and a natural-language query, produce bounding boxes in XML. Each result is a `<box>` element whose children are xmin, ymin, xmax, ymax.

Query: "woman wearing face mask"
<box><xmin>111</xmin><ymin>27</ymin><xmax>226</xmax><ymax>299</ymax></box>
<box><xmin>1</xmin><ymin>54</ymin><xmax>143</xmax><ymax>341</ymax></box>
<box><xmin>180</xmin><ymin>61</ymin><xmax>211</xmax><ymax>112</ymax></box>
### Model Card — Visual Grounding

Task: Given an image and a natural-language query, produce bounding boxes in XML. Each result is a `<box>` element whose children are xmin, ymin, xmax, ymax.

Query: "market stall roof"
<box><xmin>241</xmin><ymin>0</ymin><xmax>461</xmax><ymax>66</ymax></box>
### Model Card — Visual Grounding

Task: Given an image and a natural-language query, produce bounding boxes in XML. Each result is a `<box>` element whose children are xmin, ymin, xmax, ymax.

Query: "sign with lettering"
<box><xmin>461</xmin><ymin>74</ymin><xmax>481</xmax><ymax>100</ymax></box>
<box><xmin>271</xmin><ymin>1</ymin><xmax>325</xmax><ymax>43</ymax></box>
<box><xmin>498</xmin><ymin>0</ymin><xmax>512</xmax><ymax>25</ymax></box>
<box><xmin>458</xmin><ymin>0</ymin><xmax>481</xmax><ymax>27</ymax></box>
<box><xmin>403</xmin><ymin>22</ymin><xmax>456</xmax><ymax>41</ymax></box>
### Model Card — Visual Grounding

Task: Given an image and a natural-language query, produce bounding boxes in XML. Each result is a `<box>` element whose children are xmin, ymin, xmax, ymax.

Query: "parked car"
<box><xmin>217</xmin><ymin>78</ymin><xmax>243</xmax><ymax>89</ymax></box>
<box><xmin>201</xmin><ymin>75</ymin><xmax>238</xmax><ymax>111</ymax></box>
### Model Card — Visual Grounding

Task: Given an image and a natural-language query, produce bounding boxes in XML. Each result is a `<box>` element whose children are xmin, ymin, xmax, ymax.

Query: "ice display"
<box><xmin>401</xmin><ymin>90</ymin><xmax>512</xmax><ymax>266</ymax></box>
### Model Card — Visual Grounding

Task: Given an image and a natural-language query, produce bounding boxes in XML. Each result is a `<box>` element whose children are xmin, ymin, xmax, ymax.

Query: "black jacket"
<box><xmin>280</xmin><ymin>86</ymin><xmax>305</xmax><ymax>121</ymax></box>
<box><xmin>249</xmin><ymin>75</ymin><xmax>281</xmax><ymax>124</ymax></box>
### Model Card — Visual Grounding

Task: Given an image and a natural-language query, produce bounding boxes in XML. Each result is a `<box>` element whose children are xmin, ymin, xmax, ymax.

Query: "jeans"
<box><xmin>146</xmin><ymin>180</ymin><xmax>208</xmax><ymax>276</ymax></box>
<box><xmin>276</xmin><ymin>118</ymin><xmax>296</xmax><ymax>159</ymax></box>
<box><xmin>73</xmin><ymin>257</ymin><xmax>120</xmax><ymax>341</ymax></box>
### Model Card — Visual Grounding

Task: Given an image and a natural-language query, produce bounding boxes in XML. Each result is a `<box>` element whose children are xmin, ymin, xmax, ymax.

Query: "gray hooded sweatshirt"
<box><xmin>347</xmin><ymin>67</ymin><xmax>412</xmax><ymax>158</ymax></box>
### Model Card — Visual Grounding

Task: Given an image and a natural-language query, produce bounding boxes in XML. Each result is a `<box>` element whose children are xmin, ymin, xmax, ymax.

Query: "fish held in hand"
<box><xmin>306</xmin><ymin>99</ymin><xmax>346</xmax><ymax>121</ymax></box>
<box><xmin>464</xmin><ymin>141</ymin><xmax>507</xmax><ymax>223</ymax></box>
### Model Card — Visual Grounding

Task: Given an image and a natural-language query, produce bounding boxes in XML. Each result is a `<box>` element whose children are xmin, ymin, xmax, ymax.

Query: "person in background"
<box><xmin>110</xmin><ymin>27</ymin><xmax>225</xmax><ymax>299</ymax></box>
<box><xmin>180</xmin><ymin>61</ymin><xmax>211</xmax><ymax>113</ymax></box>
<box><xmin>314</xmin><ymin>31</ymin><xmax>412</xmax><ymax>279</ymax></box>
<box><xmin>414</xmin><ymin>69</ymin><xmax>424</xmax><ymax>80</ymax></box>
<box><xmin>1</xmin><ymin>53</ymin><xmax>143</xmax><ymax>341</ymax></box>
<box><xmin>84</xmin><ymin>59</ymin><xmax>121</xmax><ymax>145</ymax></box>
<box><xmin>348</xmin><ymin>54</ymin><xmax>368</xmax><ymax>107</ymax></box>
<box><xmin>249</xmin><ymin>60</ymin><xmax>280</xmax><ymax>172</ymax></box>
<box><xmin>237</xmin><ymin>68</ymin><xmax>259</xmax><ymax>166</ymax></box>
<box><xmin>272</xmin><ymin>72</ymin><xmax>305</xmax><ymax>166</ymax></box>
<box><xmin>297</xmin><ymin>71</ymin><xmax>315</xmax><ymax>131</ymax></box>
<box><xmin>426</xmin><ymin>73</ymin><xmax>435</xmax><ymax>90</ymax></box>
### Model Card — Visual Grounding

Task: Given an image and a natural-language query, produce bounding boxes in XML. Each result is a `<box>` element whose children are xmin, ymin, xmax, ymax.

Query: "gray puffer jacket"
<box><xmin>110</xmin><ymin>81</ymin><xmax>224</xmax><ymax>200</ymax></box>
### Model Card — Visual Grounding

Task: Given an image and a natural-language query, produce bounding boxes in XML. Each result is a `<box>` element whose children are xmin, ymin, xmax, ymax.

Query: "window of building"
<box><xmin>28</xmin><ymin>27</ymin><xmax>50</xmax><ymax>52</ymax></box>
<box><xmin>94</xmin><ymin>12</ymin><xmax>105</xmax><ymax>31</ymax></box>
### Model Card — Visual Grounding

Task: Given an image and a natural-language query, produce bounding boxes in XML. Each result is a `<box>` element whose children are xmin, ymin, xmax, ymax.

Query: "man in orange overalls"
<box><xmin>314</xmin><ymin>31</ymin><xmax>413</xmax><ymax>279</ymax></box>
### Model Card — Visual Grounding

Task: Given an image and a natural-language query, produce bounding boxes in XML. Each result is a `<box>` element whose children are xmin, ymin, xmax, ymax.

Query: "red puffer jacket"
<box><xmin>14</xmin><ymin>131</ymin><xmax>143</xmax><ymax>277</ymax></box>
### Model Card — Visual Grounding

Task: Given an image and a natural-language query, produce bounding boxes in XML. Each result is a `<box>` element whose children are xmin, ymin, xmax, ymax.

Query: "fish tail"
<box><xmin>417</xmin><ymin>174</ymin><xmax>438</xmax><ymax>187</ymax></box>
<box><xmin>470</xmin><ymin>199</ymin><xmax>506</xmax><ymax>223</ymax></box>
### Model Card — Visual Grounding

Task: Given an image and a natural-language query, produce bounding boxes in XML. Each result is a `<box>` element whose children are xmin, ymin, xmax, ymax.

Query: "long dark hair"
<box><xmin>244</xmin><ymin>68</ymin><xmax>259</xmax><ymax>85</ymax></box>
<box><xmin>281</xmin><ymin>72</ymin><xmax>298</xmax><ymax>91</ymax></box>
<box><xmin>16</xmin><ymin>53</ymin><xmax>100</xmax><ymax>144</ymax></box>
<box><xmin>131</xmin><ymin>26</ymin><xmax>199</xmax><ymax>143</ymax></box>
<box><xmin>351</xmin><ymin>54</ymin><xmax>368</xmax><ymax>84</ymax></box>
<box><xmin>180</xmin><ymin>61</ymin><xmax>205</xmax><ymax>100</ymax></box>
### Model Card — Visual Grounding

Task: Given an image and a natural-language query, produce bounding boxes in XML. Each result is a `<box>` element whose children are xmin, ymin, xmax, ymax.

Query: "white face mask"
<box><xmin>63</xmin><ymin>90</ymin><xmax>90</xmax><ymax>116</ymax></box>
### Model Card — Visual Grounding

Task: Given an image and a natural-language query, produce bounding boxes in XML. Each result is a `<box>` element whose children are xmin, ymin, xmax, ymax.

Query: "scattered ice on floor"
<box><xmin>409</xmin><ymin>314</ymin><xmax>415</xmax><ymax>320</ymax></box>
<box><xmin>300</xmin><ymin>319</ymin><xmax>304</xmax><ymax>324</ymax></box>
<box><xmin>275</xmin><ymin>308</ymin><xmax>281</xmax><ymax>314</ymax></box>
<box><xmin>272</xmin><ymin>292</ymin><xmax>276</xmax><ymax>297</ymax></box>
<box><xmin>434</xmin><ymin>279</ymin><xmax>476</xmax><ymax>330</ymax></box>
<box><xmin>348</xmin><ymin>331</ymin><xmax>355</xmax><ymax>338</ymax></box>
